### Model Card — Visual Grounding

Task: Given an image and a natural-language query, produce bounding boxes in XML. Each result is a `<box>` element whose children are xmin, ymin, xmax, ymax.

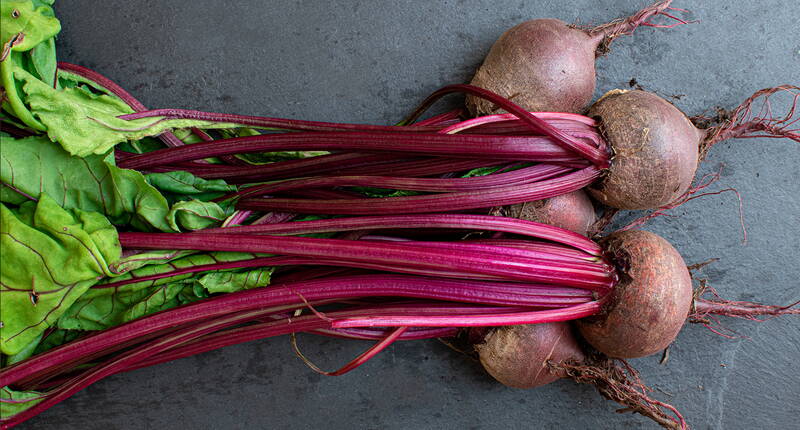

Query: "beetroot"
<box><xmin>475</xmin><ymin>322</ymin><xmax>686</xmax><ymax>429</ymax></box>
<box><xmin>476</xmin><ymin>322</ymin><xmax>584</xmax><ymax>388</ymax></box>
<box><xmin>508</xmin><ymin>190</ymin><xmax>596</xmax><ymax>236</ymax></box>
<box><xmin>588</xmin><ymin>86</ymin><xmax>800</xmax><ymax>209</ymax></box>
<box><xmin>466</xmin><ymin>1</ymin><xmax>684</xmax><ymax>115</ymax></box>
<box><xmin>587</xmin><ymin>90</ymin><xmax>700</xmax><ymax>209</ymax></box>
<box><xmin>577</xmin><ymin>229</ymin><xmax>692</xmax><ymax>358</ymax></box>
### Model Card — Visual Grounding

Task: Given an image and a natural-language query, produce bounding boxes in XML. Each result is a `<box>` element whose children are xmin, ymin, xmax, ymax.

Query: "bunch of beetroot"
<box><xmin>1</xmin><ymin>1</ymin><xmax>798</xmax><ymax>429</ymax></box>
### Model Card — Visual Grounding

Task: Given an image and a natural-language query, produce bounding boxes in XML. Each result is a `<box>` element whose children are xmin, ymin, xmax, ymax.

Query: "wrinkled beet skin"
<box><xmin>588</xmin><ymin>90</ymin><xmax>702</xmax><ymax>210</ymax></box>
<box><xmin>509</xmin><ymin>190</ymin><xmax>596</xmax><ymax>236</ymax></box>
<box><xmin>577</xmin><ymin>230</ymin><xmax>692</xmax><ymax>358</ymax></box>
<box><xmin>466</xmin><ymin>19</ymin><xmax>599</xmax><ymax>115</ymax></box>
<box><xmin>476</xmin><ymin>322</ymin><xmax>585</xmax><ymax>389</ymax></box>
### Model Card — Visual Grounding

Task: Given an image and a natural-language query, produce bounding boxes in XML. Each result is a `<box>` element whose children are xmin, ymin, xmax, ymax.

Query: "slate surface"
<box><xmin>22</xmin><ymin>1</ymin><xmax>800</xmax><ymax>428</ymax></box>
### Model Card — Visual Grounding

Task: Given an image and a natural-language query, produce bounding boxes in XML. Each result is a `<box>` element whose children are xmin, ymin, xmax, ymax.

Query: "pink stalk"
<box><xmin>192</xmin><ymin>158</ymin><xmax>496</xmax><ymax>184</ymax></box>
<box><xmin>186</xmin><ymin>214</ymin><xmax>602</xmax><ymax>255</ymax></box>
<box><xmin>117</xmin><ymin>232</ymin><xmax>614</xmax><ymax>289</ymax></box>
<box><xmin>0</xmin><ymin>275</ymin><xmax>599</xmax><ymax>388</ymax></box>
<box><xmin>0</xmin><ymin>308</ymin><xmax>272</xmax><ymax>428</ymax></box>
<box><xmin>236</xmin><ymin>166</ymin><xmax>601</xmax><ymax>216</ymax></box>
<box><xmin>332</xmin><ymin>300</ymin><xmax>603</xmax><ymax>328</ymax></box>
<box><xmin>117</xmin><ymin>109</ymin><xmax>444</xmax><ymax>134</ymax></box>
<box><xmin>412</xmin><ymin>108</ymin><xmax>465</xmax><ymax>126</ymax></box>
<box><xmin>292</xmin><ymin>326</ymin><xmax>409</xmax><ymax>376</ymax></box>
<box><xmin>400</xmin><ymin>84</ymin><xmax>610</xmax><ymax>166</ymax></box>
<box><xmin>116</xmin><ymin>131</ymin><xmax>587</xmax><ymax>170</ymax></box>
<box><xmin>57</xmin><ymin>62</ymin><xmax>186</xmax><ymax>149</ymax></box>
<box><xmin>224</xmin><ymin>163</ymin><xmax>568</xmax><ymax>200</ymax></box>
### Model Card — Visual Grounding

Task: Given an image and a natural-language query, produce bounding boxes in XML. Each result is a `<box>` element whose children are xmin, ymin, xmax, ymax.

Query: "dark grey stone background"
<box><xmin>25</xmin><ymin>1</ymin><xmax>799</xmax><ymax>428</ymax></box>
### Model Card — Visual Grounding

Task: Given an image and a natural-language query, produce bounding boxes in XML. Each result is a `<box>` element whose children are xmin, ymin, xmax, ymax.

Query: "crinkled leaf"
<box><xmin>28</xmin><ymin>37</ymin><xmax>56</xmax><ymax>86</ymax></box>
<box><xmin>56</xmin><ymin>69</ymin><xmax>118</xmax><ymax>96</ymax></box>
<box><xmin>166</xmin><ymin>199</ymin><xmax>231</xmax><ymax>231</ymax></box>
<box><xmin>235</xmin><ymin>149</ymin><xmax>330</xmax><ymax>165</ymax></box>
<box><xmin>0</xmin><ymin>134</ymin><xmax>173</xmax><ymax>231</ymax></box>
<box><xmin>0</xmin><ymin>1</ymin><xmax>61</xmax><ymax>130</ymax></box>
<box><xmin>60</xmin><ymin>252</ymin><xmax>266</xmax><ymax>330</ymax></box>
<box><xmin>1</xmin><ymin>1</ymin><xmax>60</xmax><ymax>53</ymax></box>
<box><xmin>14</xmin><ymin>66</ymin><xmax>238</xmax><ymax>156</ymax></box>
<box><xmin>3</xmin><ymin>332</ymin><xmax>43</xmax><ymax>366</ymax></box>
<box><xmin>1</xmin><ymin>386</ymin><xmax>45</xmax><ymax>420</ymax></box>
<box><xmin>101</xmin><ymin>251</ymin><xmax>261</xmax><ymax>289</ymax></box>
<box><xmin>0</xmin><ymin>135</ymin><xmax>228</xmax><ymax>232</ymax></box>
<box><xmin>57</xmin><ymin>282</ymin><xmax>199</xmax><ymax>331</ymax></box>
<box><xmin>108</xmin><ymin>249</ymin><xmax>195</xmax><ymax>275</ymax></box>
<box><xmin>33</xmin><ymin>328</ymin><xmax>84</xmax><ymax>356</ymax></box>
<box><xmin>145</xmin><ymin>171</ymin><xmax>236</xmax><ymax>203</ymax></box>
<box><xmin>352</xmin><ymin>187</ymin><xmax>422</xmax><ymax>198</ymax></box>
<box><xmin>0</xmin><ymin>195</ymin><xmax>120</xmax><ymax>355</ymax></box>
<box><xmin>197</xmin><ymin>267</ymin><xmax>272</xmax><ymax>294</ymax></box>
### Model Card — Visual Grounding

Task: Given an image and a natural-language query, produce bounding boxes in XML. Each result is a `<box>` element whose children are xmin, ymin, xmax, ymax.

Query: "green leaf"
<box><xmin>145</xmin><ymin>171</ymin><xmax>236</xmax><ymax>203</ymax></box>
<box><xmin>28</xmin><ymin>37</ymin><xmax>56</xmax><ymax>86</ymax></box>
<box><xmin>460</xmin><ymin>165</ymin><xmax>504</xmax><ymax>178</ymax></box>
<box><xmin>0</xmin><ymin>134</ymin><xmax>173</xmax><ymax>231</ymax></box>
<box><xmin>102</xmin><ymin>251</ymin><xmax>262</xmax><ymax>288</ymax></box>
<box><xmin>3</xmin><ymin>331</ymin><xmax>43</xmax><ymax>365</ymax></box>
<box><xmin>0</xmin><ymin>135</ymin><xmax>229</xmax><ymax>232</ymax></box>
<box><xmin>460</xmin><ymin>163</ymin><xmax>530</xmax><ymax>178</ymax></box>
<box><xmin>0</xmin><ymin>194</ymin><xmax>120</xmax><ymax>355</ymax></box>
<box><xmin>33</xmin><ymin>328</ymin><xmax>85</xmax><ymax>356</ymax></box>
<box><xmin>234</xmin><ymin>150</ymin><xmax>330</xmax><ymax>165</ymax></box>
<box><xmin>1</xmin><ymin>386</ymin><xmax>45</xmax><ymax>420</ymax></box>
<box><xmin>1</xmin><ymin>1</ymin><xmax>60</xmax><ymax>53</ymax></box>
<box><xmin>59</xmin><ymin>252</ymin><xmax>268</xmax><ymax>330</ymax></box>
<box><xmin>57</xmin><ymin>282</ymin><xmax>197</xmax><ymax>331</ymax></box>
<box><xmin>108</xmin><ymin>250</ymin><xmax>195</xmax><ymax>275</ymax></box>
<box><xmin>166</xmin><ymin>199</ymin><xmax>231</xmax><ymax>231</ymax></box>
<box><xmin>351</xmin><ymin>187</ymin><xmax>422</xmax><ymax>198</ymax></box>
<box><xmin>0</xmin><ymin>0</ymin><xmax>61</xmax><ymax>130</ymax></box>
<box><xmin>56</xmin><ymin>69</ymin><xmax>119</xmax><ymax>96</ymax></box>
<box><xmin>115</xmin><ymin>136</ymin><xmax>166</xmax><ymax>154</ymax></box>
<box><xmin>197</xmin><ymin>267</ymin><xmax>272</xmax><ymax>294</ymax></box>
<box><xmin>14</xmin><ymin>66</ymin><xmax>238</xmax><ymax>156</ymax></box>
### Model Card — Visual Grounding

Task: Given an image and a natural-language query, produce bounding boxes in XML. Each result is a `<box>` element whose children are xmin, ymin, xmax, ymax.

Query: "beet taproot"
<box><xmin>577</xmin><ymin>229</ymin><xmax>692</xmax><ymax>358</ymax></box>
<box><xmin>466</xmin><ymin>1</ymin><xmax>683</xmax><ymax>115</ymax></box>
<box><xmin>587</xmin><ymin>89</ymin><xmax>701</xmax><ymax>210</ymax></box>
<box><xmin>587</xmin><ymin>85</ymin><xmax>799</xmax><ymax>210</ymax></box>
<box><xmin>508</xmin><ymin>190</ymin><xmax>596</xmax><ymax>236</ymax></box>
<box><xmin>476</xmin><ymin>322</ymin><xmax>584</xmax><ymax>388</ymax></box>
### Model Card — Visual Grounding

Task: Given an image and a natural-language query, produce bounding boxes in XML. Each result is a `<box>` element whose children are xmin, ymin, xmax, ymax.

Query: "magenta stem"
<box><xmin>0</xmin><ymin>274</ymin><xmax>597</xmax><ymax>388</ymax></box>
<box><xmin>226</xmin><ymin>163</ymin><xmax>568</xmax><ymax>200</ymax></box>
<box><xmin>117</xmin><ymin>232</ymin><xmax>613</xmax><ymax>289</ymax></box>
<box><xmin>57</xmin><ymin>62</ymin><xmax>186</xmax><ymax>149</ymax></box>
<box><xmin>400</xmin><ymin>84</ymin><xmax>610</xmax><ymax>166</ymax></box>
<box><xmin>117</xmin><ymin>131</ymin><xmax>585</xmax><ymax>170</ymax></box>
<box><xmin>236</xmin><ymin>166</ymin><xmax>600</xmax><ymax>216</ymax></box>
<box><xmin>188</xmin><ymin>214</ymin><xmax>601</xmax><ymax>255</ymax></box>
<box><xmin>333</xmin><ymin>300</ymin><xmax>603</xmax><ymax>328</ymax></box>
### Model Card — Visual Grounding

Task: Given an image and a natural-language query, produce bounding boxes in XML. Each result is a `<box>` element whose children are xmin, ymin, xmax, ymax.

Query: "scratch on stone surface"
<box><xmin>707</xmin><ymin>323</ymin><xmax>764</xmax><ymax>429</ymax></box>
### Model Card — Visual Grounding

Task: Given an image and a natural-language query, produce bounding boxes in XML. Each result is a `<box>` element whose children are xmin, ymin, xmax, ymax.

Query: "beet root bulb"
<box><xmin>466</xmin><ymin>18</ymin><xmax>600</xmax><ymax>115</ymax></box>
<box><xmin>577</xmin><ymin>230</ymin><xmax>692</xmax><ymax>358</ymax></box>
<box><xmin>508</xmin><ymin>190</ymin><xmax>596</xmax><ymax>236</ymax></box>
<box><xmin>466</xmin><ymin>1</ymin><xmax>682</xmax><ymax>115</ymax></box>
<box><xmin>587</xmin><ymin>90</ymin><xmax>702</xmax><ymax>210</ymax></box>
<box><xmin>476</xmin><ymin>322</ymin><xmax>584</xmax><ymax>388</ymax></box>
